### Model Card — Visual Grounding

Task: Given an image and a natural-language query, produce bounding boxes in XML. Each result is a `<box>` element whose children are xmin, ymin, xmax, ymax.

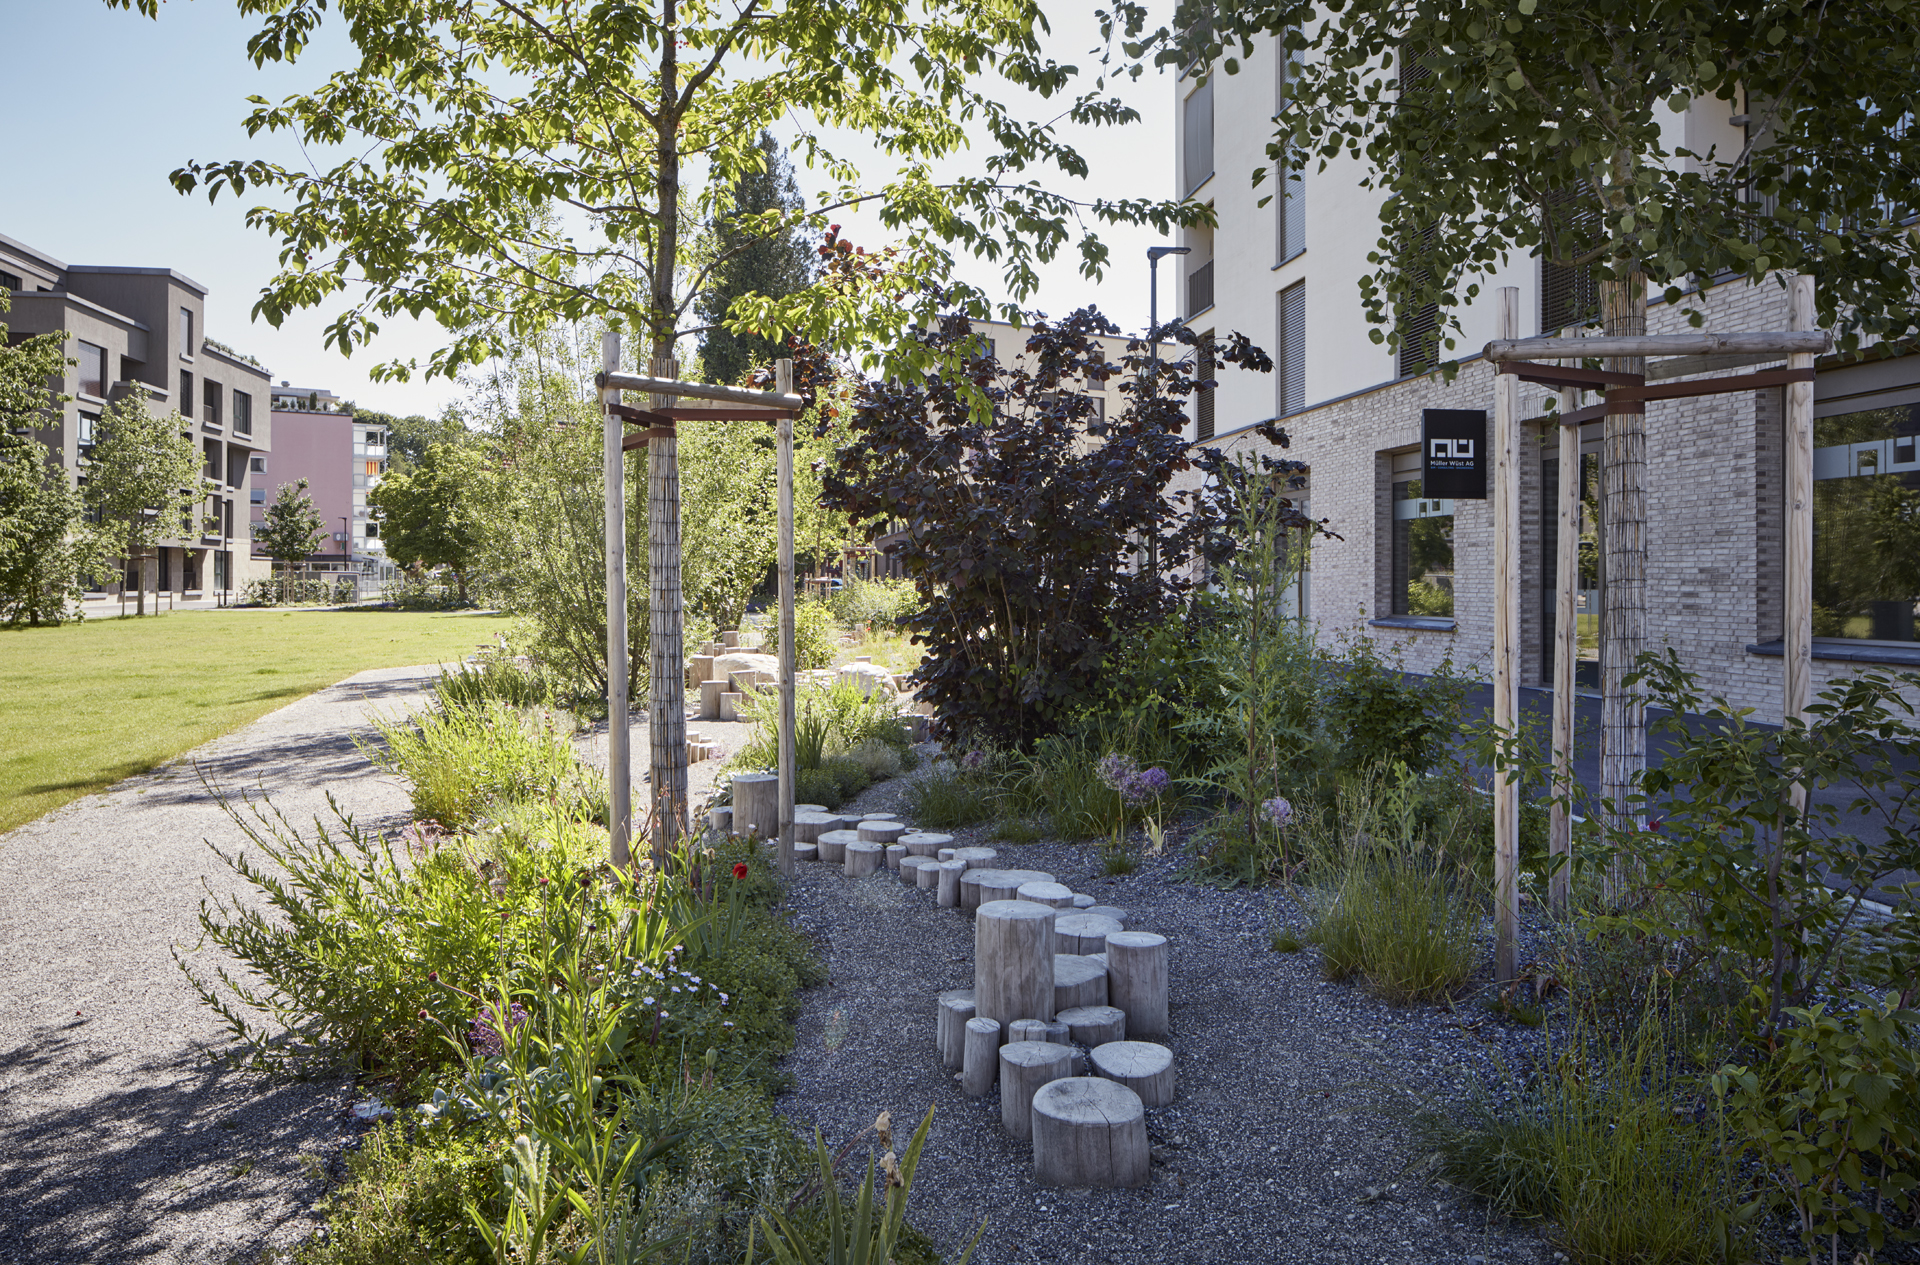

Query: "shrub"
<box><xmin>1322</xmin><ymin>633</ymin><xmax>1465</xmax><ymax>777</ymax></box>
<box><xmin>1419</xmin><ymin>1005</ymin><xmax>1744</xmax><ymax>1265</ymax></box>
<box><xmin>906</xmin><ymin>764</ymin><xmax>995</xmax><ymax>829</ymax></box>
<box><xmin>298</xmin><ymin>1121</ymin><xmax>502</xmax><ymax>1265</ymax></box>
<box><xmin>819</xmin><ymin>755</ymin><xmax>872</xmax><ymax>802</ymax></box>
<box><xmin>731</xmin><ymin>677</ymin><xmax>908</xmax><ymax>776</ymax></box>
<box><xmin>793</xmin><ymin>766</ymin><xmax>844</xmax><ymax>810</ymax></box>
<box><xmin>434</xmin><ymin>653</ymin><xmax>550</xmax><ymax>712</ymax></box>
<box><xmin>990</xmin><ymin>817</ymin><xmax>1046</xmax><ymax>844</ymax></box>
<box><xmin>844</xmin><ymin>737</ymin><xmax>903</xmax><ymax>779</ymax></box>
<box><xmin>991</xmin><ymin>735</ymin><xmax>1127</xmax><ymax>841</ymax></box>
<box><xmin>765</xmin><ymin>596</ymin><xmax>840</xmax><ymax>671</ymax></box>
<box><xmin>367</xmin><ymin>702</ymin><xmax>602</xmax><ymax>831</ymax></box>
<box><xmin>827</xmin><ymin>576</ymin><xmax>917</xmax><ymax>629</ymax></box>
<box><xmin>241</xmin><ymin>575</ymin><xmax>357</xmax><ymax>607</ymax></box>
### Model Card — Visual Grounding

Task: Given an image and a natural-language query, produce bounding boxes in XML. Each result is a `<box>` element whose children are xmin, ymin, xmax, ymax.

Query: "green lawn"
<box><xmin>0</xmin><ymin>608</ymin><xmax>510</xmax><ymax>834</ymax></box>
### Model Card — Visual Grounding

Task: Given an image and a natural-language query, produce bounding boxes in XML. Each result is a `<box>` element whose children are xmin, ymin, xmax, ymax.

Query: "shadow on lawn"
<box><xmin>0</xmin><ymin>1023</ymin><xmax>348</xmax><ymax>1264</ymax></box>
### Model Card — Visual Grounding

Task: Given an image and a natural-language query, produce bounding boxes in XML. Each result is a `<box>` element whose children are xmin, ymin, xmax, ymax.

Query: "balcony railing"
<box><xmin>1188</xmin><ymin>259</ymin><xmax>1214</xmax><ymax>316</ymax></box>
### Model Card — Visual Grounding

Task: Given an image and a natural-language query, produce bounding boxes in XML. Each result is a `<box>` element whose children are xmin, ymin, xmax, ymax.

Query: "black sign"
<box><xmin>1421</xmin><ymin>409</ymin><xmax>1487</xmax><ymax>500</ymax></box>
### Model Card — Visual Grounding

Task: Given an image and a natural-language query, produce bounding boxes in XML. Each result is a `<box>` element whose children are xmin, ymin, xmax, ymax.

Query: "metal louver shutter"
<box><xmin>1540</xmin><ymin>190</ymin><xmax>1600</xmax><ymax>332</ymax></box>
<box><xmin>1196</xmin><ymin>336</ymin><xmax>1216</xmax><ymax>440</ymax></box>
<box><xmin>1281</xmin><ymin>283</ymin><xmax>1306</xmax><ymax>415</ymax></box>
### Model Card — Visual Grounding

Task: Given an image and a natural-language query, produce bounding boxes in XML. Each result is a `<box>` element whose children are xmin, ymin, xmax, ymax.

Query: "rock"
<box><xmin>838</xmin><ymin>662</ymin><xmax>898</xmax><ymax>698</ymax></box>
<box><xmin>712</xmin><ymin>651</ymin><xmax>778</xmax><ymax>684</ymax></box>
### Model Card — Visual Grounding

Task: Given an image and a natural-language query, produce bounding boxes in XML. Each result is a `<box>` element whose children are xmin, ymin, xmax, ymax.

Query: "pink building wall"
<box><xmin>253</xmin><ymin>408</ymin><xmax>357</xmax><ymax>561</ymax></box>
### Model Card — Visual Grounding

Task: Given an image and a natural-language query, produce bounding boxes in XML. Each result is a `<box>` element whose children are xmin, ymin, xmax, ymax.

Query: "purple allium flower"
<box><xmin>1120</xmin><ymin>767</ymin><xmax>1170</xmax><ymax>806</ymax></box>
<box><xmin>961</xmin><ymin>750</ymin><xmax>988</xmax><ymax>772</ymax></box>
<box><xmin>468</xmin><ymin>1001</ymin><xmax>529</xmax><ymax>1058</ymax></box>
<box><xmin>1096</xmin><ymin>752</ymin><xmax>1139</xmax><ymax>792</ymax></box>
<box><xmin>1260</xmin><ymin>796</ymin><xmax>1294</xmax><ymax>829</ymax></box>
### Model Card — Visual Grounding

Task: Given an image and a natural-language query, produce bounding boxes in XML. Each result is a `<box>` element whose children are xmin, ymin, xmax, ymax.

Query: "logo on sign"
<box><xmin>1429</xmin><ymin>437</ymin><xmax>1475</xmax><ymax>465</ymax></box>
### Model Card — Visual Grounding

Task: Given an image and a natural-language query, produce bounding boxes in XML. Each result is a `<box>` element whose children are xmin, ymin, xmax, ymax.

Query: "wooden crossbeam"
<box><xmin>1497</xmin><ymin>361</ymin><xmax>1643</xmax><ymax>390</ymax></box>
<box><xmin>1539</xmin><ymin>366</ymin><xmax>1817</xmax><ymax>426</ymax></box>
<box><xmin>1485</xmin><ymin>331</ymin><xmax>1831</xmax><ymax>361</ymax></box>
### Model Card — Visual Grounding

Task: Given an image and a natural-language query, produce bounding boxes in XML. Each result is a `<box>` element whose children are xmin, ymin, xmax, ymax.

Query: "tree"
<box><xmin>0</xmin><ymin>295</ymin><xmax>96</xmax><ymax>626</ymax></box>
<box><xmin>678</xmin><ymin>417</ymin><xmax>776</xmax><ymax>632</ymax></box>
<box><xmin>123</xmin><ymin>0</ymin><xmax>1199</xmax><ymax>855</ymax></box>
<box><xmin>1137</xmin><ymin>0</ymin><xmax>1920</xmax><ymax>824</ymax></box>
<box><xmin>818</xmin><ymin>309</ymin><xmax>1302</xmax><ymax>748</ymax></box>
<box><xmin>255</xmin><ymin>479</ymin><xmax>326</xmax><ymax>601</ymax></box>
<box><xmin>697</xmin><ymin>132</ymin><xmax>817</xmax><ymax>387</ymax></box>
<box><xmin>368</xmin><ymin>442</ymin><xmax>480</xmax><ymax>602</ymax></box>
<box><xmin>82</xmin><ymin>393</ymin><xmax>206</xmax><ymax>617</ymax></box>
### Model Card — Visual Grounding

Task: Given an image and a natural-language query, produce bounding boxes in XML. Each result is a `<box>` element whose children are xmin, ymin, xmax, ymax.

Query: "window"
<box><xmin>1392</xmin><ymin>478</ymin><xmax>1455</xmax><ymax>616</ymax></box>
<box><xmin>1196</xmin><ymin>332</ymin><xmax>1216</xmax><ymax>441</ymax></box>
<box><xmin>1183</xmin><ymin>77</ymin><xmax>1214</xmax><ymax>195</ymax></box>
<box><xmin>250</xmin><ymin>455</ymin><xmax>265</xmax><ymax>473</ymax></box>
<box><xmin>1275</xmin><ymin>33</ymin><xmax>1305</xmax><ymax>262</ymax></box>
<box><xmin>365</xmin><ymin>430</ymin><xmax>381</xmax><ymax>446</ymax></box>
<box><xmin>75</xmin><ymin>340</ymin><xmax>107</xmax><ymax>398</ymax></box>
<box><xmin>1540</xmin><ymin>190</ymin><xmax>1601</xmax><ymax>332</ymax></box>
<box><xmin>233</xmin><ymin>391</ymin><xmax>252</xmax><ymax>436</ymax></box>
<box><xmin>179</xmin><ymin>370</ymin><xmax>193</xmax><ymax>418</ymax></box>
<box><xmin>1188</xmin><ymin>257</ymin><xmax>1214</xmax><ymax>316</ymax></box>
<box><xmin>366</xmin><ymin>521</ymin><xmax>380</xmax><ymax>539</ymax></box>
<box><xmin>0</xmin><ymin>269</ymin><xmax>20</xmax><ymax>291</ymax></box>
<box><xmin>1812</xmin><ymin>402</ymin><xmax>1920</xmax><ymax>642</ymax></box>
<box><xmin>1278</xmin><ymin>282</ymin><xmax>1306</xmax><ymax>416</ymax></box>
<box><xmin>204</xmin><ymin>381</ymin><xmax>223</xmax><ymax>428</ymax></box>
<box><xmin>179</xmin><ymin>307</ymin><xmax>194</xmax><ymax>357</ymax></box>
<box><xmin>203</xmin><ymin>438</ymin><xmax>222</xmax><ymax>483</ymax></box>
<box><xmin>353</xmin><ymin>472</ymin><xmax>368</xmax><ymax>488</ymax></box>
<box><xmin>250</xmin><ymin>487</ymin><xmax>266</xmax><ymax>505</ymax></box>
<box><xmin>78</xmin><ymin>412</ymin><xmax>99</xmax><ymax>450</ymax></box>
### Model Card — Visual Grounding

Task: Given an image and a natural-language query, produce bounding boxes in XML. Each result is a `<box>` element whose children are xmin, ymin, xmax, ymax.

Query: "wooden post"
<box><xmin>648</xmin><ymin>356</ymin><xmax>687</xmax><ymax>865</ymax></box>
<box><xmin>602</xmin><ymin>330</ymin><xmax>632</xmax><ymax>868</ymax></box>
<box><xmin>1785</xmin><ymin>275</ymin><xmax>1815</xmax><ymax>731</ymax></box>
<box><xmin>776</xmin><ymin>359</ymin><xmax>797</xmax><ymax>878</ymax></box>
<box><xmin>1550</xmin><ymin>329</ymin><xmax>1582</xmax><ymax>910</ymax></box>
<box><xmin>1492</xmin><ymin>287</ymin><xmax>1521</xmax><ymax>984</ymax></box>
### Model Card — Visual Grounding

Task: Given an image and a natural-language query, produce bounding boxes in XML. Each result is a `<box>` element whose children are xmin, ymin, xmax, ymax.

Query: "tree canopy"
<box><xmin>368</xmin><ymin>442</ymin><xmax>480</xmax><ymax>602</ymax></box>
<box><xmin>698</xmin><ymin>131</ymin><xmax>817</xmax><ymax>387</ymax></box>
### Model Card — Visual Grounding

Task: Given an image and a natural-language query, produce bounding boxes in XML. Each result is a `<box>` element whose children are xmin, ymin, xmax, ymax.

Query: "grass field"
<box><xmin>0</xmin><ymin>608</ymin><xmax>510</xmax><ymax>835</ymax></box>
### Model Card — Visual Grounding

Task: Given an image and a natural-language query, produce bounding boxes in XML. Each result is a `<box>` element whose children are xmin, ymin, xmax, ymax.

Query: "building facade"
<box><xmin>2</xmin><ymin>231</ymin><xmax>273</xmax><ymax>601</ymax></box>
<box><xmin>1167</xmin><ymin>41</ymin><xmax>1920</xmax><ymax>721</ymax></box>
<box><xmin>254</xmin><ymin>383</ymin><xmax>391</xmax><ymax>585</ymax></box>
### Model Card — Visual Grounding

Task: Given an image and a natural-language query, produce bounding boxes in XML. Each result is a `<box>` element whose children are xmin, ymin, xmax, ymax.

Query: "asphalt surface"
<box><xmin>0</xmin><ymin>665</ymin><xmax>439</xmax><ymax>1265</ymax></box>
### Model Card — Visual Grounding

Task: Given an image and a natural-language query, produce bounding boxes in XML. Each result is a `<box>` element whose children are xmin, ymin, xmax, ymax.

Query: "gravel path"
<box><xmin>774</xmin><ymin>777</ymin><xmax>1556</xmax><ymax>1265</ymax></box>
<box><xmin>0</xmin><ymin>665</ymin><xmax>441</xmax><ymax>1265</ymax></box>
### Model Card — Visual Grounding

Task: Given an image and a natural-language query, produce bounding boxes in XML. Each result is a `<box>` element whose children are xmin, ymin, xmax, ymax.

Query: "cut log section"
<box><xmin>961</xmin><ymin>1016</ymin><xmax>1003</xmax><ymax>1096</ymax></box>
<box><xmin>1054</xmin><ymin>912</ymin><xmax>1123</xmax><ymax>955</ymax></box>
<box><xmin>708</xmin><ymin>805</ymin><xmax>733</xmax><ymax>836</ymax></box>
<box><xmin>937</xmin><ymin>848</ymin><xmax>957</xmax><ymax>862</ymax></box>
<box><xmin>718</xmin><ymin>692</ymin><xmax>746</xmax><ymax>722</ymax></box>
<box><xmin>815</xmin><ymin>829</ymin><xmax>858</xmax><ymax>864</ymax></box>
<box><xmin>793</xmin><ymin>841</ymin><xmax>818</xmax><ymax>862</ymax></box>
<box><xmin>901</xmin><ymin>832</ymin><xmax>953</xmax><ymax>857</ymax></box>
<box><xmin>899</xmin><ymin>855</ymin><xmax>931</xmax><ymax>885</ymax></box>
<box><xmin>1106</xmin><ymin>931</ymin><xmax>1169</xmax><ymax>1038</ymax></box>
<box><xmin>1055</xmin><ymin>1004</ymin><xmax>1126</xmax><ymax>1046</ymax></box>
<box><xmin>1053</xmin><ymin>954</ymin><xmax>1109</xmax><ymax>1012</ymax></box>
<box><xmin>858</xmin><ymin>821</ymin><xmax>907</xmax><ymax>845</ymax></box>
<box><xmin>1031</xmin><ymin>1078</ymin><xmax>1149</xmax><ymax>1188</ymax></box>
<box><xmin>731</xmin><ymin>773</ymin><xmax>779</xmax><ymax>840</ymax></box>
<box><xmin>1010</xmin><ymin>1018</ymin><xmax>1070</xmax><ymax>1045</ymax></box>
<box><xmin>1070</xmin><ymin>894</ymin><xmax>1096</xmax><ymax>909</ymax></box>
<box><xmin>1083</xmin><ymin>905</ymin><xmax>1129</xmax><ymax>928</ymax></box>
<box><xmin>793</xmin><ymin>811</ymin><xmax>839</xmax><ymax>843</ymax></box>
<box><xmin>698</xmin><ymin>678</ymin><xmax>728</xmax><ymax>720</ymax></box>
<box><xmin>938</xmin><ymin>989</ymin><xmax>976</xmax><ymax>1068</ymax></box>
<box><xmin>960</xmin><ymin>868</ymin><xmax>1056</xmax><ymax>912</ymax></box>
<box><xmin>974</xmin><ymin>899</ymin><xmax>1057</xmax><ymax>1026</ymax></box>
<box><xmin>885</xmin><ymin>844</ymin><xmax>907</xmax><ymax>870</ymax></box>
<box><xmin>1000</xmin><ymin>1041</ymin><xmax>1073</xmax><ymax>1141</ymax></box>
<box><xmin>843</xmin><ymin>841</ymin><xmax>884</xmax><ymax>878</ymax></box>
<box><xmin>1090</xmin><ymin>1040</ymin><xmax>1175</xmax><ymax>1107</ymax></box>
<box><xmin>1017</xmin><ymin>881</ymin><xmax>1076</xmax><ymax>908</ymax></box>
<box><xmin>858</xmin><ymin>811</ymin><xmax>900</xmax><ymax>822</ymax></box>
<box><xmin>953</xmin><ymin>846</ymin><xmax>999</xmax><ymax>869</ymax></box>
<box><xmin>915</xmin><ymin>857</ymin><xmax>942</xmax><ymax>890</ymax></box>
<box><xmin>937</xmin><ymin>859</ymin><xmax>967</xmax><ymax>908</ymax></box>
<box><xmin>794</xmin><ymin>803</ymin><xmax>827</xmax><ymax>813</ymax></box>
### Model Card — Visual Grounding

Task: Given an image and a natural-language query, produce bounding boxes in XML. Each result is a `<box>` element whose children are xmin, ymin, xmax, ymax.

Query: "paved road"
<box><xmin>0</xmin><ymin>665</ymin><xmax>438</xmax><ymax>1265</ymax></box>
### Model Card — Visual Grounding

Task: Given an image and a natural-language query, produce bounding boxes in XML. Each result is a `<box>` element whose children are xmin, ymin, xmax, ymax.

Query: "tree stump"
<box><xmin>1011</xmin><ymin>1018</ymin><xmax>1070</xmax><ymax>1045</ymax></box>
<box><xmin>1031</xmin><ymin>1078</ymin><xmax>1149</xmax><ymax>1188</ymax></box>
<box><xmin>1054</xmin><ymin>913</ymin><xmax>1122</xmax><ymax>955</ymax></box>
<box><xmin>1017</xmin><ymin>881</ymin><xmax>1075</xmax><ymax>908</ymax></box>
<box><xmin>815</xmin><ymin>829</ymin><xmax>858</xmax><ymax>863</ymax></box>
<box><xmin>1000</xmin><ymin>1041</ymin><xmax>1073</xmax><ymax>1142</ymax></box>
<box><xmin>1087</xmin><ymin>953</ymin><xmax>1107</xmax><ymax>969</ymax></box>
<box><xmin>1053</xmin><ymin>954</ymin><xmax>1109</xmax><ymax>1012</ymax></box>
<box><xmin>1084</xmin><ymin>905</ymin><xmax>1130</xmax><ymax>928</ymax></box>
<box><xmin>937</xmin><ymin>848</ymin><xmax>957</xmax><ymax>862</ymax></box>
<box><xmin>899</xmin><ymin>854</ymin><xmax>930</xmax><ymax>885</ymax></box>
<box><xmin>732</xmin><ymin>773</ymin><xmax>779</xmax><ymax>840</ymax></box>
<box><xmin>975</xmin><ymin>899</ymin><xmax>1057</xmax><ymax>1026</ymax></box>
<box><xmin>902</xmin><ymin>832</ymin><xmax>953</xmax><ymax>857</ymax></box>
<box><xmin>961</xmin><ymin>1016</ymin><xmax>1003</xmax><ymax>1096</ymax></box>
<box><xmin>792</xmin><ymin>841</ymin><xmax>818</xmax><ymax>862</ymax></box>
<box><xmin>885</xmin><ymin>843</ymin><xmax>907</xmax><ymax>870</ymax></box>
<box><xmin>936</xmin><ymin>859</ymin><xmax>967</xmax><ymax>908</ymax></box>
<box><xmin>962</xmin><ymin>868</ymin><xmax>1056</xmax><ymax>911</ymax></box>
<box><xmin>938</xmin><ymin>989</ymin><xmax>976</xmax><ymax>1068</ymax></box>
<box><xmin>718</xmin><ymin>691</ymin><xmax>746</xmax><ymax>721</ymax></box>
<box><xmin>722</xmin><ymin>629</ymin><xmax>740</xmax><ymax>648</ymax></box>
<box><xmin>698</xmin><ymin>678</ymin><xmax>728</xmax><ymax>720</ymax></box>
<box><xmin>843</xmin><ymin>841</ymin><xmax>884</xmax><ymax>878</ymax></box>
<box><xmin>794</xmin><ymin>803</ymin><xmax>827</xmax><ymax>812</ymax></box>
<box><xmin>793</xmin><ymin>811</ymin><xmax>839</xmax><ymax>843</ymax></box>
<box><xmin>688</xmin><ymin>653</ymin><xmax>716</xmax><ymax>685</ymax></box>
<box><xmin>1070</xmin><ymin>894</ymin><xmax>1096</xmax><ymax>909</ymax></box>
<box><xmin>1090</xmin><ymin>1040</ymin><xmax>1175</xmax><ymax>1107</ymax></box>
<box><xmin>858</xmin><ymin>811</ymin><xmax>900</xmax><ymax>822</ymax></box>
<box><xmin>708</xmin><ymin>805</ymin><xmax>733</xmax><ymax>836</ymax></box>
<box><xmin>1107</xmin><ymin>931</ymin><xmax>1169</xmax><ymax>1038</ymax></box>
<box><xmin>953</xmin><ymin>846</ymin><xmax>998</xmax><ymax>869</ymax></box>
<box><xmin>915</xmin><ymin>858</ymin><xmax>942</xmax><ymax>890</ymax></box>
<box><xmin>859</xmin><ymin>821</ymin><xmax>907</xmax><ymax>845</ymax></box>
<box><xmin>1055</xmin><ymin>1004</ymin><xmax>1126</xmax><ymax>1046</ymax></box>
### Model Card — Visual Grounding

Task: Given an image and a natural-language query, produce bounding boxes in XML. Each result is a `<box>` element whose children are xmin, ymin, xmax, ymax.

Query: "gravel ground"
<box><xmin>773</xmin><ymin>772</ymin><xmax>1559</xmax><ymax>1265</ymax></box>
<box><xmin>0</xmin><ymin>666</ymin><xmax>442</xmax><ymax>1265</ymax></box>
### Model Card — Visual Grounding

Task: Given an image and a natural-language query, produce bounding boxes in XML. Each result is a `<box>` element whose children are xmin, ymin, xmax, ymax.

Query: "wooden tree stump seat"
<box><xmin>1000</xmin><ymin>1040</ymin><xmax>1073</xmax><ymax>1141</ymax></box>
<box><xmin>815</xmin><ymin>829</ymin><xmax>859</xmax><ymax>863</ymax></box>
<box><xmin>974</xmin><ymin>899</ymin><xmax>1057</xmax><ymax>1025</ymax></box>
<box><xmin>1090</xmin><ymin>1040</ymin><xmax>1174</xmax><ymax>1107</ymax></box>
<box><xmin>1107</xmin><ymin>932</ymin><xmax>1169</xmax><ymax>1038</ymax></box>
<box><xmin>1052</xmin><ymin>954</ymin><xmax>1109</xmax><ymax>1012</ymax></box>
<box><xmin>1031</xmin><ymin>1078</ymin><xmax>1150</xmax><ymax>1188</ymax></box>
<box><xmin>937</xmin><ymin>988</ymin><xmax>976</xmax><ymax>1068</ymax></box>
<box><xmin>961</xmin><ymin>1016</ymin><xmax>1003</xmax><ymax>1096</ymax></box>
<box><xmin>1017</xmin><ymin>881</ymin><xmax>1076</xmax><ymax>908</ymax></box>
<box><xmin>960</xmin><ymin>868</ymin><xmax>1055</xmax><ymax>911</ymax></box>
<box><xmin>1054</xmin><ymin>912</ymin><xmax>1122</xmax><ymax>954</ymax></box>
<box><xmin>1055</xmin><ymin>1004</ymin><xmax>1126</xmax><ymax>1046</ymax></box>
<box><xmin>843</xmin><ymin>841</ymin><xmax>884</xmax><ymax>877</ymax></box>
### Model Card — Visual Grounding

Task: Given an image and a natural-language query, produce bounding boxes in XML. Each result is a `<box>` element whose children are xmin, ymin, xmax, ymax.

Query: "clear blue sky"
<box><xmin>1</xmin><ymin>2</ymin><xmax>1177</xmax><ymax>419</ymax></box>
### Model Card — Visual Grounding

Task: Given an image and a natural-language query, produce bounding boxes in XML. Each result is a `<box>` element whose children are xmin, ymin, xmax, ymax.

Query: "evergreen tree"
<box><xmin>256</xmin><ymin>479</ymin><xmax>327</xmax><ymax>602</ymax></box>
<box><xmin>698</xmin><ymin>132</ymin><xmax>818</xmax><ymax>387</ymax></box>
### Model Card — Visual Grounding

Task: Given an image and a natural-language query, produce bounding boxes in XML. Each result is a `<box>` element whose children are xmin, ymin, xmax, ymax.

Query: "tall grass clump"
<box><xmin>433</xmin><ymin>651</ymin><xmax>551</xmax><ymax>711</ymax></box>
<box><xmin>1418</xmin><ymin>1002</ymin><xmax>1744</xmax><ymax>1265</ymax></box>
<box><xmin>906</xmin><ymin>756</ymin><xmax>997</xmax><ymax>829</ymax></box>
<box><xmin>367</xmin><ymin>701</ymin><xmax>602</xmax><ymax>830</ymax></box>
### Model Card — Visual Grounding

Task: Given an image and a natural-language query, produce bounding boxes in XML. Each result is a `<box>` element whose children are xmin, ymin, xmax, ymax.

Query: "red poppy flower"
<box><xmin>732</xmin><ymin>862</ymin><xmax>749</xmax><ymax>880</ymax></box>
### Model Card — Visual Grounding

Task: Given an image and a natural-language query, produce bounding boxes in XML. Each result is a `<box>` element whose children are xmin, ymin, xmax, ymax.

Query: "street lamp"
<box><xmin>1147</xmin><ymin>245</ymin><xmax>1192</xmax><ymax>375</ymax></box>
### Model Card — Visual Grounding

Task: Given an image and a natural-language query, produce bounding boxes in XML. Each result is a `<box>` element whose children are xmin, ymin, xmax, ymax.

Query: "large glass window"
<box><xmin>179</xmin><ymin>307</ymin><xmax>194</xmax><ymax>356</ymax></box>
<box><xmin>233</xmin><ymin>391</ymin><xmax>252</xmax><ymax>436</ymax></box>
<box><xmin>76</xmin><ymin>340</ymin><xmax>107</xmax><ymax>397</ymax></box>
<box><xmin>1813</xmin><ymin>403</ymin><xmax>1920</xmax><ymax>642</ymax></box>
<box><xmin>204</xmin><ymin>381</ymin><xmax>223</xmax><ymax>428</ymax></box>
<box><xmin>1392</xmin><ymin>478</ymin><xmax>1455</xmax><ymax>616</ymax></box>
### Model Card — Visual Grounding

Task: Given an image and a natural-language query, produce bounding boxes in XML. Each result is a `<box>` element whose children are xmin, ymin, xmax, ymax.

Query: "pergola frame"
<box><xmin>1481</xmin><ymin>276</ymin><xmax>1829</xmax><ymax>982</ymax></box>
<box><xmin>597</xmin><ymin>336</ymin><xmax>807</xmax><ymax>877</ymax></box>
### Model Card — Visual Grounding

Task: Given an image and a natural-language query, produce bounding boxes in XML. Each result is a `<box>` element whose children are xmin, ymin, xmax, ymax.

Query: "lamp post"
<box><xmin>1147</xmin><ymin>245</ymin><xmax>1191</xmax><ymax>374</ymax></box>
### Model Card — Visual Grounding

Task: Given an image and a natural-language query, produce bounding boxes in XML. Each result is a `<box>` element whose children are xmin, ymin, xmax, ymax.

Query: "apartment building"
<box><xmin>1166</xmin><ymin>43</ymin><xmax>1920</xmax><ymax>720</ymax></box>
<box><xmin>1</xmin><ymin>231</ymin><xmax>273</xmax><ymax>600</ymax></box>
<box><xmin>255</xmin><ymin>383</ymin><xmax>392</xmax><ymax>582</ymax></box>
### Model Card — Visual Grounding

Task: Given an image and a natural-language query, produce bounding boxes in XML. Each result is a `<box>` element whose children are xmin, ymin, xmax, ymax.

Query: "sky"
<box><xmin>0</xmin><ymin>2</ymin><xmax>1180</xmax><ymax>421</ymax></box>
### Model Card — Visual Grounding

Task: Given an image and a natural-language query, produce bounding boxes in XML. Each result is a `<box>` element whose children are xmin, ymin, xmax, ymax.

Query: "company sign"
<box><xmin>1421</xmin><ymin>409</ymin><xmax>1487</xmax><ymax>500</ymax></box>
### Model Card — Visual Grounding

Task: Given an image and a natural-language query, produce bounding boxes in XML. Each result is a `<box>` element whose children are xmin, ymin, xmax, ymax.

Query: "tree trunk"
<box><xmin>138</xmin><ymin>549</ymin><xmax>152</xmax><ymax>616</ymax></box>
<box><xmin>1599</xmin><ymin>267</ymin><xmax>1648</xmax><ymax>896</ymax></box>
